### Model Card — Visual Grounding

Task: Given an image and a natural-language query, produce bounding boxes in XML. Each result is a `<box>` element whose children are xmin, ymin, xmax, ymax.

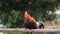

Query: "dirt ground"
<box><xmin>44</xmin><ymin>21</ymin><xmax>59</xmax><ymax>29</ymax></box>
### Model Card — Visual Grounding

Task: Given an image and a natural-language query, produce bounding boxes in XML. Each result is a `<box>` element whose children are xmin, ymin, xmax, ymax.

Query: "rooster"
<box><xmin>24</xmin><ymin>11</ymin><xmax>44</xmax><ymax>29</ymax></box>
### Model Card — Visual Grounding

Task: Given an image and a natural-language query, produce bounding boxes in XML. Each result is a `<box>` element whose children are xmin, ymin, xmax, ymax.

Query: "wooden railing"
<box><xmin>0</xmin><ymin>28</ymin><xmax>60</xmax><ymax>32</ymax></box>
<box><xmin>0</xmin><ymin>28</ymin><xmax>60</xmax><ymax>34</ymax></box>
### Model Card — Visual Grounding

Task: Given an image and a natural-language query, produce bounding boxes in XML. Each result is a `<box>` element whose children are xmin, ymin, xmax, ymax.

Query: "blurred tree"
<box><xmin>0</xmin><ymin>0</ymin><xmax>58</xmax><ymax>27</ymax></box>
<box><xmin>28</xmin><ymin>0</ymin><xmax>57</xmax><ymax>21</ymax></box>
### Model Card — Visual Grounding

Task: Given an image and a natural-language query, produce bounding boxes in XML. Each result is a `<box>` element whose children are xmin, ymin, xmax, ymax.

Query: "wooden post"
<box><xmin>31</xmin><ymin>32</ymin><xmax>34</xmax><ymax>34</ymax></box>
<box><xmin>25</xmin><ymin>32</ymin><xmax>31</xmax><ymax>34</ymax></box>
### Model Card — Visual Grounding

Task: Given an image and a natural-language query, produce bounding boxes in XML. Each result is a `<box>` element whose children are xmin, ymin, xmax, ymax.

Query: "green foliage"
<box><xmin>1</xmin><ymin>9</ymin><xmax>24</xmax><ymax>28</ymax></box>
<box><xmin>0</xmin><ymin>0</ymin><xmax>58</xmax><ymax>27</ymax></box>
<box><xmin>5</xmin><ymin>22</ymin><xmax>12</xmax><ymax>28</ymax></box>
<box><xmin>1</xmin><ymin>13</ymin><xmax>6</xmax><ymax>22</ymax></box>
<box><xmin>4</xmin><ymin>32</ymin><xmax>25</xmax><ymax>34</ymax></box>
<box><xmin>28</xmin><ymin>0</ymin><xmax>57</xmax><ymax>21</ymax></box>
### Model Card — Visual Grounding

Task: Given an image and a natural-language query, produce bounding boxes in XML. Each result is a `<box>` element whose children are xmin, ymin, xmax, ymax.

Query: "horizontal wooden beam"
<box><xmin>0</xmin><ymin>28</ymin><xmax>60</xmax><ymax>32</ymax></box>
<box><xmin>0</xmin><ymin>28</ymin><xmax>32</xmax><ymax>32</ymax></box>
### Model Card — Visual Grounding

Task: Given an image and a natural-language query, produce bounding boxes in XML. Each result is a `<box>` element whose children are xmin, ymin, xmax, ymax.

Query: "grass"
<box><xmin>3</xmin><ymin>32</ymin><xmax>25</xmax><ymax>34</ymax></box>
